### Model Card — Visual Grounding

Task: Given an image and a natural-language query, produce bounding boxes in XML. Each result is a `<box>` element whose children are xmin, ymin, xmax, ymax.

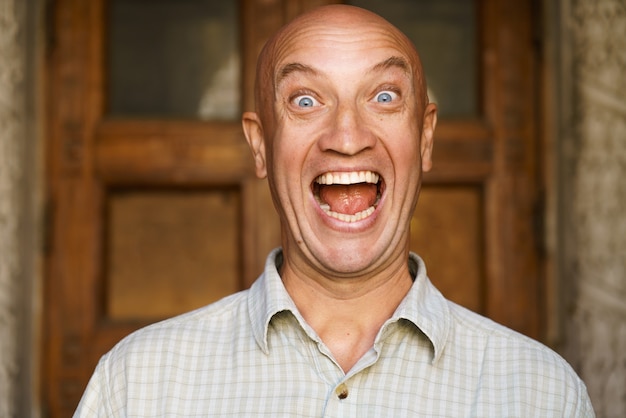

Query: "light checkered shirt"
<box><xmin>74</xmin><ymin>249</ymin><xmax>594</xmax><ymax>417</ymax></box>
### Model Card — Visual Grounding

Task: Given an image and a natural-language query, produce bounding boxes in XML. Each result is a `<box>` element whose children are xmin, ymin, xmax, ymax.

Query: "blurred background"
<box><xmin>0</xmin><ymin>0</ymin><xmax>624</xmax><ymax>416</ymax></box>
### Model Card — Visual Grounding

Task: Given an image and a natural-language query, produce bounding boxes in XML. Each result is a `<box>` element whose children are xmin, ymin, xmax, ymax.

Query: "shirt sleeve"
<box><xmin>73</xmin><ymin>355</ymin><xmax>121</xmax><ymax>418</ymax></box>
<box><xmin>572</xmin><ymin>376</ymin><xmax>596</xmax><ymax>418</ymax></box>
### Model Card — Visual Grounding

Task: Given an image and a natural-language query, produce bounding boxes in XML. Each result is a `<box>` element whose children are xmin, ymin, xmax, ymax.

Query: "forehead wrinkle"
<box><xmin>276</xmin><ymin>62</ymin><xmax>319</xmax><ymax>89</ymax></box>
<box><xmin>277</xmin><ymin>57</ymin><xmax>410</xmax><ymax>87</ymax></box>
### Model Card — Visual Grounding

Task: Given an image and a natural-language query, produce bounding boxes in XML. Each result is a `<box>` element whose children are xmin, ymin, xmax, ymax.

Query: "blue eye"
<box><xmin>376</xmin><ymin>91</ymin><xmax>395</xmax><ymax>103</ymax></box>
<box><xmin>296</xmin><ymin>96</ymin><xmax>315</xmax><ymax>107</ymax></box>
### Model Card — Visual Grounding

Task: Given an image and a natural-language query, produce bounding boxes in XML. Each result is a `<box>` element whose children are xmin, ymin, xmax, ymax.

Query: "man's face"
<box><xmin>244</xmin><ymin>7</ymin><xmax>437</xmax><ymax>280</ymax></box>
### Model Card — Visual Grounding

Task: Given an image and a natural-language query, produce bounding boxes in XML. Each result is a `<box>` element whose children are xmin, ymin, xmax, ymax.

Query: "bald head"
<box><xmin>253</xmin><ymin>5</ymin><xmax>428</xmax><ymax>127</ymax></box>
<box><xmin>241</xmin><ymin>4</ymin><xmax>438</xmax><ymax>277</ymax></box>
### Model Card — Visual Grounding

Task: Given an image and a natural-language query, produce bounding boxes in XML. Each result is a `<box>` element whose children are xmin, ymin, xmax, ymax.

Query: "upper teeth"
<box><xmin>315</xmin><ymin>171</ymin><xmax>380</xmax><ymax>185</ymax></box>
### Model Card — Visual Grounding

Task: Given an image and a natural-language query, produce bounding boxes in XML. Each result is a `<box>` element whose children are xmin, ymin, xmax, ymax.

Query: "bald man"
<box><xmin>74</xmin><ymin>5</ymin><xmax>594</xmax><ymax>417</ymax></box>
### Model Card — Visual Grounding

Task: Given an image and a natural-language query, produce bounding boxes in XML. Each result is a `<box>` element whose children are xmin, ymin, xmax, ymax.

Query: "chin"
<box><xmin>312</xmin><ymin>241</ymin><xmax>388</xmax><ymax>275</ymax></box>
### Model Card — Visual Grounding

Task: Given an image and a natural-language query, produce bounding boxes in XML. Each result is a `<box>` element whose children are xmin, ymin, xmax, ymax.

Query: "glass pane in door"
<box><xmin>349</xmin><ymin>0</ymin><xmax>478</xmax><ymax>118</ymax></box>
<box><xmin>108</xmin><ymin>0</ymin><xmax>240</xmax><ymax>120</ymax></box>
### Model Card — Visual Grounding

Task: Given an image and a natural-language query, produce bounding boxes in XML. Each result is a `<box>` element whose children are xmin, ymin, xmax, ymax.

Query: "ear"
<box><xmin>242</xmin><ymin>111</ymin><xmax>268</xmax><ymax>179</ymax></box>
<box><xmin>420</xmin><ymin>102</ymin><xmax>437</xmax><ymax>173</ymax></box>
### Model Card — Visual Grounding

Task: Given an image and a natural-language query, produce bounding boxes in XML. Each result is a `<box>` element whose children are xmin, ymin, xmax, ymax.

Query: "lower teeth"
<box><xmin>319</xmin><ymin>204</ymin><xmax>375</xmax><ymax>222</ymax></box>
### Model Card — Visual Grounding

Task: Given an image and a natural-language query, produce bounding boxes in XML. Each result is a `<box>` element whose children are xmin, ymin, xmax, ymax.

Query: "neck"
<box><xmin>280</xmin><ymin>257</ymin><xmax>413</xmax><ymax>372</ymax></box>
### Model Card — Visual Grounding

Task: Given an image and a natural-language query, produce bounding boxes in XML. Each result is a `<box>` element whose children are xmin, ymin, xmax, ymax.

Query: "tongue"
<box><xmin>319</xmin><ymin>183</ymin><xmax>377</xmax><ymax>215</ymax></box>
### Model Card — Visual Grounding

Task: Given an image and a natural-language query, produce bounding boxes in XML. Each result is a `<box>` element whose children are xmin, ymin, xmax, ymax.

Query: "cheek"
<box><xmin>268</xmin><ymin>127</ymin><xmax>310</xmax><ymax>192</ymax></box>
<box><xmin>271</xmin><ymin>119</ymin><xmax>321</xmax><ymax>161</ymax></box>
<box><xmin>271</xmin><ymin>131</ymin><xmax>298</xmax><ymax>172</ymax></box>
<box><xmin>381</xmin><ymin>122</ymin><xmax>421</xmax><ymax>161</ymax></box>
<box><xmin>388</xmin><ymin>142</ymin><xmax>423</xmax><ymax>189</ymax></box>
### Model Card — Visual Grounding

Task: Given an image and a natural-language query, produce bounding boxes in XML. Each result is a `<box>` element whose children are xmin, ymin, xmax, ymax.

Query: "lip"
<box><xmin>310</xmin><ymin>169</ymin><xmax>385</xmax><ymax>228</ymax></box>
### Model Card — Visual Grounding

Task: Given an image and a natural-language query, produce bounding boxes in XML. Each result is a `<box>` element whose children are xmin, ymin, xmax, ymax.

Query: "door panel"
<box><xmin>412</xmin><ymin>186</ymin><xmax>484</xmax><ymax>313</ymax></box>
<box><xmin>106</xmin><ymin>188</ymin><xmax>241</xmax><ymax>320</ymax></box>
<box><xmin>43</xmin><ymin>1</ymin><xmax>541</xmax><ymax>417</ymax></box>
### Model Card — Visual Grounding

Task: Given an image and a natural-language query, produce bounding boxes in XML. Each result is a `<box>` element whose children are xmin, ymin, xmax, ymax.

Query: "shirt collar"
<box><xmin>382</xmin><ymin>252</ymin><xmax>451</xmax><ymax>364</ymax></box>
<box><xmin>248</xmin><ymin>248</ymin><xmax>299</xmax><ymax>354</ymax></box>
<box><xmin>248</xmin><ymin>249</ymin><xmax>450</xmax><ymax>363</ymax></box>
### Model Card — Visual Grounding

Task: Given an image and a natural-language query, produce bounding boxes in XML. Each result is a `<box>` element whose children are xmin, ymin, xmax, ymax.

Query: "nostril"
<box><xmin>318</xmin><ymin>131</ymin><xmax>376</xmax><ymax>156</ymax></box>
<box><xmin>316</xmin><ymin>107</ymin><xmax>376</xmax><ymax>156</ymax></box>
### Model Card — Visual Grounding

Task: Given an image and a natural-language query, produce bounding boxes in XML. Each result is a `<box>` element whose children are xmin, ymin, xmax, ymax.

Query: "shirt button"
<box><xmin>335</xmin><ymin>383</ymin><xmax>349</xmax><ymax>399</ymax></box>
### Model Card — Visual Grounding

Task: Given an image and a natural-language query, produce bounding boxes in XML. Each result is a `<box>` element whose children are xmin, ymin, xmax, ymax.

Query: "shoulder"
<box><xmin>444</xmin><ymin>301</ymin><xmax>594</xmax><ymax>415</ymax></box>
<box><xmin>446</xmin><ymin>301</ymin><xmax>571</xmax><ymax>371</ymax></box>
<box><xmin>106</xmin><ymin>289</ymin><xmax>251</xmax><ymax>363</ymax></box>
<box><xmin>75</xmin><ymin>290</ymin><xmax>257</xmax><ymax>415</ymax></box>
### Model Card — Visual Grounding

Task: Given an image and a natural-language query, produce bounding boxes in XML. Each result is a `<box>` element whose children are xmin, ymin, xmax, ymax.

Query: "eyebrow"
<box><xmin>275</xmin><ymin>56</ymin><xmax>411</xmax><ymax>87</ymax></box>
<box><xmin>276</xmin><ymin>62</ymin><xmax>319</xmax><ymax>87</ymax></box>
<box><xmin>370</xmin><ymin>56</ymin><xmax>411</xmax><ymax>75</ymax></box>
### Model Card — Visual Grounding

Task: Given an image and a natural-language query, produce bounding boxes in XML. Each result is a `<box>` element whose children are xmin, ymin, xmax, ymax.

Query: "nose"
<box><xmin>318</xmin><ymin>101</ymin><xmax>376</xmax><ymax>156</ymax></box>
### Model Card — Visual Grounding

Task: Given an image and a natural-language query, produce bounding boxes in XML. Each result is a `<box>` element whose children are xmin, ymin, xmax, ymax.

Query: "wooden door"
<box><xmin>43</xmin><ymin>0</ymin><xmax>541</xmax><ymax>417</ymax></box>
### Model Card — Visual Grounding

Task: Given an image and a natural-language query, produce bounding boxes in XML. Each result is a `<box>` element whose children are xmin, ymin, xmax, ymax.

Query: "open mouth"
<box><xmin>312</xmin><ymin>170</ymin><xmax>384</xmax><ymax>223</ymax></box>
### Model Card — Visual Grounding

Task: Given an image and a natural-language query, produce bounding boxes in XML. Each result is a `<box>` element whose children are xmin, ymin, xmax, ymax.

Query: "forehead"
<box><xmin>268</xmin><ymin>10</ymin><xmax>420</xmax><ymax>82</ymax></box>
<box><xmin>253</xmin><ymin>6</ymin><xmax>427</xmax><ymax>121</ymax></box>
